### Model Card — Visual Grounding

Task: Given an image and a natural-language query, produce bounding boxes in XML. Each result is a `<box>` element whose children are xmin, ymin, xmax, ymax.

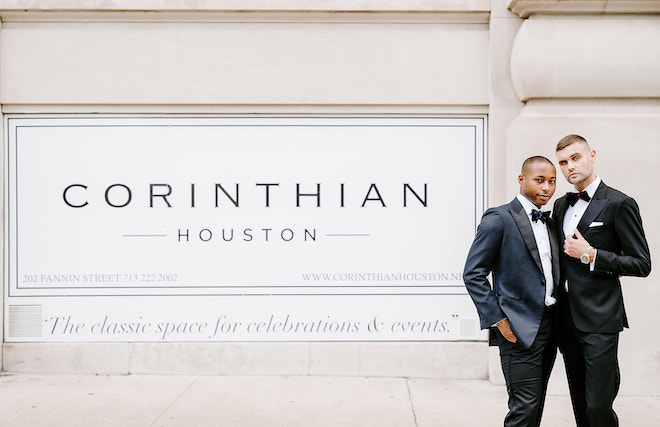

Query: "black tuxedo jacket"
<box><xmin>552</xmin><ymin>181</ymin><xmax>651</xmax><ymax>333</ymax></box>
<box><xmin>463</xmin><ymin>198</ymin><xmax>561</xmax><ymax>349</ymax></box>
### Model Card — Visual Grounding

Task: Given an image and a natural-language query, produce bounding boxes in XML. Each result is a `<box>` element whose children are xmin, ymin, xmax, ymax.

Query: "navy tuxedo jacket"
<box><xmin>463</xmin><ymin>198</ymin><xmax>561</xmax><ymax>349</ymax></box>
<box><xmin>552</xmin><ymin>181</ymin><xmax>651</xmax><ymax>333</ymax></box>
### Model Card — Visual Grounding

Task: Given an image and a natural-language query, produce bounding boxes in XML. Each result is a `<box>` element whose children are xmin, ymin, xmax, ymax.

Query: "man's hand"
<box><xmin>564</xmin><ymin>229</ymin><xmax>592</xmax><ymax>259</ymax></box>
<box><xmin>496</xmin><ymin>319</ymin><xmax>517</xmax><ymax>343</ymax></box>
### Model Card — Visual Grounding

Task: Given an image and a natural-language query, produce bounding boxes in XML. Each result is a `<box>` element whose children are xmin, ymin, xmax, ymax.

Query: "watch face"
<box><xmin>581</xmin><ymin>254</ymin><xmax>590</xmax><ymax>263</ymax></box>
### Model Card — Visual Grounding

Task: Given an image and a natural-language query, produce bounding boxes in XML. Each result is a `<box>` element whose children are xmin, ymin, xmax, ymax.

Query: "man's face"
<box><xmin>556</xmin><ymin>142</ymin><xmax>596</xmax><ymax>189</ymax></box>
<box><xmin>519</xmin><ymin>162</ymin><xmax>557</xmax><ymax>207</ymax></box>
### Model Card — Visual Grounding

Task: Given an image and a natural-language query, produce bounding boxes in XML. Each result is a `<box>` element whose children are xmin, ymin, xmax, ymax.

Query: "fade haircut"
<box><xmin>521</xmin><ymin>156</ymin><xmax>554</xmax><ymax>175</ymax></box>
<box><xmin>556</xmin><ymin>134</ymin><xmax>589</xmax><ymax>152</ymax></box>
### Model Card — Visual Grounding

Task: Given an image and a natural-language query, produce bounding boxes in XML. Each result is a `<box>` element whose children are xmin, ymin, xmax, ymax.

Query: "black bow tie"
<box><xmin>531</xmin><ymin>209</ymin><xmax>550</xmax><ymax>223</ymax></box>
<box><xmin>566</xmin><ymin>191</ymin><xmax>591</xmax><ymax>206</ymax></box>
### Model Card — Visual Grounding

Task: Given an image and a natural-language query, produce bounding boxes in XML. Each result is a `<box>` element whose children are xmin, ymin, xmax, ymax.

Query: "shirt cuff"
<box><xmin>589</xmin><ymin>249</ymin><xmax>597</xmax><ymax>271</ymax></box>
<box><xmin>492</xmin><ymin>318</ymin><xmax>506</xmax><ymax>328</ymax></box>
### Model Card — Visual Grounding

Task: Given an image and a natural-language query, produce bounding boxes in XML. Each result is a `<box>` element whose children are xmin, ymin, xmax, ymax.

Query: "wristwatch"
<box><xmin>580</xmin><ymin>247</ymin><xmax>593</xmax><ymax>264</ymax></box>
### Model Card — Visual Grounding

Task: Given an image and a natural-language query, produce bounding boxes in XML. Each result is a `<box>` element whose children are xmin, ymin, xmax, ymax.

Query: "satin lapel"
<box><xmin>547</xmin><ymin>219</ymin><xmax>561</xmax><ymax>288</ymax></box>
<box><xmin>554</xmin><ymin>197</ymin><xmax>569</xmax><ymax>242</ymax></box>
<box><xmin>510</xmin><ymin>201</ymin><xmax>544</xmax><ymax>274</ymax></box>
<box><xmin>577</xmin><ymin>182</ymin><xmax>608</xmax><ymax>233</ymax></box>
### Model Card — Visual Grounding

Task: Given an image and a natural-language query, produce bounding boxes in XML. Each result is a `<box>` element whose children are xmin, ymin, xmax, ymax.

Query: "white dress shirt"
<box><xmin>562</xmin><ymin>176</ymin><xmax>601</xmax><ymax>290</ymax></box>
<box><xmin>516</xmin><ymin>194</ymin><xmax>556</xmax><ymax>306</ymax></box>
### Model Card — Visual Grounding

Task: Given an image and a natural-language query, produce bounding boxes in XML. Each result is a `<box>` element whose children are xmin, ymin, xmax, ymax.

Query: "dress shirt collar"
<box><xmin>572</xmin><ymin>175</ymin><xmax>601</xmax><ymax>199</ymax></box>
<box><xmin>516</xmin><ymin>193</ymin><xmax>545</xmax><ymax>217</ymax></box>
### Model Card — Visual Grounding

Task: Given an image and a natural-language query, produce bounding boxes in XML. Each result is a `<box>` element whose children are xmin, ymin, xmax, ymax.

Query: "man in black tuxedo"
<box><xmin>553</xmin><ymin>134</ymin><xmax>651</xmax><ymax>426</ymax></box>
<box><xmin>464</xmin><ymin>156</ymin><xmax>560</xmax><ymax>426</ymax></box>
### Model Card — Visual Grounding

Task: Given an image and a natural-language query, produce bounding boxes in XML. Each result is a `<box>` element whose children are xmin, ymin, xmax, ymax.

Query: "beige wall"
<box><xmin>1</xmin><ymin>0</ymin><xmax>659</xmax><ymax>396</ymax></box>
<box><xmin>0</xmin><ymin>22</ymin><xmax>488</xmax><ymax>106</ymax></box>
<box><xmin>0</xmin><ymin>1</ymin><xmax>493</xmax><ymax>380</ymax></box>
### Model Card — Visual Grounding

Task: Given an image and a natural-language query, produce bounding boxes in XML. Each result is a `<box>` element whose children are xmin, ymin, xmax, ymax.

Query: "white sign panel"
<box><xmin>4</xmin><ymin>116</ymin><xmax>487</xmax><ymax>342</ymax></box>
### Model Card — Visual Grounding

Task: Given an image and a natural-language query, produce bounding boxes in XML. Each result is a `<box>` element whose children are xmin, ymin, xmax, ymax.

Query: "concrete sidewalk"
<box><xmin>0</xmin><ymin>373</ymin><xmax>657</xmax><ymax>426</ymax></box>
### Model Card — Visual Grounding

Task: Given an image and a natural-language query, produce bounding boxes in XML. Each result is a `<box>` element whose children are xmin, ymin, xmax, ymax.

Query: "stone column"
<box><xmin>506</xmin><ymin>0</ymin><xmax>660</xmax><ymax>395</ymax></box>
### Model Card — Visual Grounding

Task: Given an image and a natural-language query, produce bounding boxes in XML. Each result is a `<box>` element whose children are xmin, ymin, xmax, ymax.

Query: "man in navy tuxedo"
<box><xmin>553</xmin><ymin>134</ymin><xmax>651</xmax><ymax>426</ymax></box>
<box><xmin>464</xmin><ymin>156</ymin><xmax>560</xmax><ymax>426</ymax></box>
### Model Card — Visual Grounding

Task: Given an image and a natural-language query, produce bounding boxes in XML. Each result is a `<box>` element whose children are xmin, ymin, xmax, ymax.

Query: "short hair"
<box><xmin>521</xmin><ymin>156</ymin><xmax>554</xmax><ymax>175</ymax></box>
<box><xmin>556</xmin><ymin>134</ymin><xmax>589</xmax><ymax>152</ymax></box>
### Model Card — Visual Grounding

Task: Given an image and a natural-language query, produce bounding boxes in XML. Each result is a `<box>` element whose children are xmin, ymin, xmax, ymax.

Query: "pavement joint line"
<box><xmin>149</xmin><ymin>376</ymin><xmax>198</xmax><ymax>427</ymax></box>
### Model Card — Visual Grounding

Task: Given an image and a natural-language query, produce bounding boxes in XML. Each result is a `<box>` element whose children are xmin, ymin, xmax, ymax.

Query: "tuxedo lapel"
<box><xmin>510</xmin><ymin>200</ymin><xmax>544</xmax><ymax>275</ymax></box>
<box><xmin>554</xmin><ymin>197</ymin><xmax>569</xmax><ymax>242</ymax></box>
<box><xmin>577</xmin><ymin>182</ymin><xmax>608</xmax><ymax>233</ymax></box>
<box><xmin>547</xmin><ymin>219</ymin><xmax>561</xmax><ymax>288</ymax></box>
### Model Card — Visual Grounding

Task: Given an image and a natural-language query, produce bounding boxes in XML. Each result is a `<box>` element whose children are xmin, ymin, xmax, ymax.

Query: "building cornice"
<box><xmin>508</xmin><ymin>0</ymin><xmax>660</xmax><ymax>18</ymax></box>
<box><xmin>0</xmin><ymin>0</ymin><xmax>491</xmax><ymax>23</ymax></box>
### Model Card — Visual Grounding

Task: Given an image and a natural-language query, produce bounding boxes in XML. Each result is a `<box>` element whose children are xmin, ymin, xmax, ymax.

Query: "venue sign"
<box><xmin>4</xmin><ymin>116</ymin><xmax>487</xmax><ymax>342</ymax></box>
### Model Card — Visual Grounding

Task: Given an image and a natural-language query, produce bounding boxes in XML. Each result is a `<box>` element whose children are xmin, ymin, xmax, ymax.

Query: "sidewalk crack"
<box><xmin>405</xmin><ymin>378</ymin><xmax>419</xmax><ymax>427</ymax></box>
